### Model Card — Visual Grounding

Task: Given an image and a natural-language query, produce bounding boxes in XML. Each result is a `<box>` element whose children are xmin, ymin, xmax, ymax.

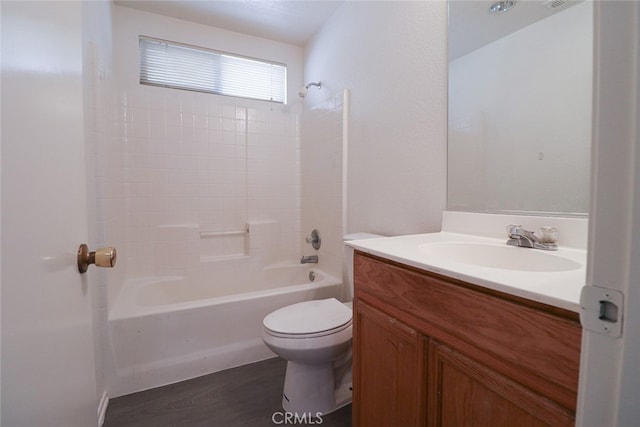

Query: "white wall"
<box><xmin>448</xmin><ymin>2</ymin><xmax>592</xmax><ymax>214</ymax></box>
<box><xmin>304</xmin><ymin>1</ymin><xmax>448</xmax><ymax>237</ymax></box>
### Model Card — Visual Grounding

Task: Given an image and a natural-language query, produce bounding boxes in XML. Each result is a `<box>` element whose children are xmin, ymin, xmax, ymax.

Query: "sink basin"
<box><xmin>418</xmin><ymin>242</ymin><xmax>582</xmax><ymax>272</ymax></box>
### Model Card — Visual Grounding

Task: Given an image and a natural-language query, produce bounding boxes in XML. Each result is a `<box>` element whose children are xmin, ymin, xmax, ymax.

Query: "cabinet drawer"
<box><xmin>354</xmin><ymin>251</ymin><xmax>582</xmax><ymax>411</ymax></box>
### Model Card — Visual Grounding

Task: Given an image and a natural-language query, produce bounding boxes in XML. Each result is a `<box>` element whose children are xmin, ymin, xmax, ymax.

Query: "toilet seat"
<box><xmin>263</xmin><ymin>298</ymin><xmax>352</xmax><ymax>339</ymax></box>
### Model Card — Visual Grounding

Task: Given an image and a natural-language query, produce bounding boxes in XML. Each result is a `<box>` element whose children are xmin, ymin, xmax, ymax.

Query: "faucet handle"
<box><xmin>539</xmin><ymin>226</ymin><xmax>559</xmax><ymax>244</ymax></box>
<box><xmin>506</xmin><ymin>224</ymin><xmax>523</xmax><ymax>236</ymax></box>
<box><xmin>305</xmin><ymin>229</ymin><xmax>321</xmax><ymax>250</ymax></box>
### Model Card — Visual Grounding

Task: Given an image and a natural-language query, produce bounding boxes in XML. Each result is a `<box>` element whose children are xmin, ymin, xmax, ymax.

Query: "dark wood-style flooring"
<box><xmin>103</xmin><ymin>357</ymin><xmax>352</xmax><ymax>427</ymax></box>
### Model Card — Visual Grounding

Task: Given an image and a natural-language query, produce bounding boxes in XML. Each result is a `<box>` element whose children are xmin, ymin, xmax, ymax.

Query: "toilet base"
<box><xmin>281</xmin><ymin>361</ymin><xmax>352</xmax><ymax>415</ymax></box>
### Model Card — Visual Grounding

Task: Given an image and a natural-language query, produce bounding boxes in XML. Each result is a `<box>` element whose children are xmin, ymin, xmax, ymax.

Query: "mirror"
<box><xmin>447</xmin><ymin>0</ymin><xmax>593</xmax><ymax>216</ymax></box>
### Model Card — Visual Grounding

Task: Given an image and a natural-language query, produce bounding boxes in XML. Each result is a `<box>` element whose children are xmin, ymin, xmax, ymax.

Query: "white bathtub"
<box><xmin>107</xmin><ymin>266</ymin><xmax>343</xmax><ymax>397</ymax></box>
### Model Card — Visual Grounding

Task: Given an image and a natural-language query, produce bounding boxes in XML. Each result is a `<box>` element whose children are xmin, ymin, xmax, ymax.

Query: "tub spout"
<box><xmin>300</xmin><ymin>255</ymin><xmax>318</xmax><ymax>264</ymax></box>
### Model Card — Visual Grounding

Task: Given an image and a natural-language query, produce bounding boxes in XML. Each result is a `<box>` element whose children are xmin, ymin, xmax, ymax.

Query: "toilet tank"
<box><xmin>343</xmin><ymin>233</ymin><xmax>384</xmax><ymax>301</ymax></box>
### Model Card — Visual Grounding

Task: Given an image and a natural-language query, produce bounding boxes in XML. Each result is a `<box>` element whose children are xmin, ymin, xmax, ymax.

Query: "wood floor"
<box><xmin>103</xmin><ymin>357</ymin><xmax>352</xmax><ymax>427</ymax></box>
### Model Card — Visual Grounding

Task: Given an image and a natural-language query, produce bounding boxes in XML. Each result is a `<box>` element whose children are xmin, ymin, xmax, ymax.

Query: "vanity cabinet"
<box><xmin>352</xmin><ymin>251</ymin><xmax>582</xmax><ymax>427</ymax></box>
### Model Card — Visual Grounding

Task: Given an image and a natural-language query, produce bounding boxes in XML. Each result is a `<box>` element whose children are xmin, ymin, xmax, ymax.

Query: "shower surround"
<box><xmin>101</xmin><ymin>88</ymin><xmax>349</xmax><ymax>396</ymax></box>
<box><xmin>101</xmin><ymin>90</ymin><xmax>301</xmax><ymax>393</ymax></box>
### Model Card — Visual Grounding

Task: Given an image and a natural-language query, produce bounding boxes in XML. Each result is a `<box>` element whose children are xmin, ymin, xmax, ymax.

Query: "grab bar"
<box><xmin>199</xmin><ymin>225</ymin><xmax>249</xmax><ymax>238</ymax></box>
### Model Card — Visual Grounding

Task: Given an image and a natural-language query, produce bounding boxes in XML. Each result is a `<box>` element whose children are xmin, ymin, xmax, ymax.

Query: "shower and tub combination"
<box><xmin>105</xmin><ymin>88</ymin><xmax>352</xmax><ymax>401</ymax></box>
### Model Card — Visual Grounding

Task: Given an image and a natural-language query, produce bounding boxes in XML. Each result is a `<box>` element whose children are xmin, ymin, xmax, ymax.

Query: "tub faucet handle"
<box><xmin>305</xmin><ymin>229</ymin><xmax>321</xmax><ymax>250</ymax></box>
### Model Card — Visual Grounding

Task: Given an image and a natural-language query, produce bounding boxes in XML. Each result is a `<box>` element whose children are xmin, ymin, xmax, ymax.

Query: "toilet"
<box><xmin>261</xmin><ymin>232</ymin><xmax>383</xmax><ymax>415</ymax></box>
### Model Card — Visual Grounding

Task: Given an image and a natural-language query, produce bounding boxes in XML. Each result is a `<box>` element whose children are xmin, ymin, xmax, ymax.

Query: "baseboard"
<box><xmin>108</xmin><ymin>339</ymin><xmax>274</xmax><ymax>397</ymax></box>
<box><xmin>97</xmin><ymin>391</ymin><xmax>109</xmax><ymax>426</ymax></box>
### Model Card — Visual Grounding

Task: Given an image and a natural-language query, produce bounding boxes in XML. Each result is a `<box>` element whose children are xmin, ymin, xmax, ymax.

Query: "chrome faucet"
<box><xmin>506</xmin><ymin>225</ymin><xmax>558</xmax><ymax>251</ymax></box>
<box><xmin>300</xmin><ymin>255</ymin><xmax>319</xmax><ymax>264</ymax></box>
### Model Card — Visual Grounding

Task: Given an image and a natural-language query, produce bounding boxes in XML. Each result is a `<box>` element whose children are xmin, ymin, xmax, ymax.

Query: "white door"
<box><xmin>1</xmin><ymin>1</ymin><xmax>98</xmax><ymax>426</ymax></box>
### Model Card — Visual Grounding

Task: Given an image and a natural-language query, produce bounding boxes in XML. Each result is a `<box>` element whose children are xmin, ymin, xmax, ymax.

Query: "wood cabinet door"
<box><xmin>353</xmin><ymin>300</ymin><xmax>426</xmax><ymax>427</ymax></box>
<box><xmin>427</xmin><ymin>341</ymin><xmax>575</xmax><ymax>427</ymax></box>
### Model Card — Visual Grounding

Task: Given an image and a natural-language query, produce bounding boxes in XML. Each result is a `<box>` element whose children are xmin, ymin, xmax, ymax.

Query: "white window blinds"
<box><xmin>139</xmin><ymin>36</ymin><xmax>287</xmax><ymax>103</ymax></box>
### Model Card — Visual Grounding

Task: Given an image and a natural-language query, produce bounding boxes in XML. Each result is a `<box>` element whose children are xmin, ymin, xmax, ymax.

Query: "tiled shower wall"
<box><xmin>301</xmin><ymin>90</ymin><xmax>347</xmax><ymax>293</ymax></box>
<box><xmin>101</xmin><ymin>87</ymin><xmax>303</xmax><ymax>303</ymax></box>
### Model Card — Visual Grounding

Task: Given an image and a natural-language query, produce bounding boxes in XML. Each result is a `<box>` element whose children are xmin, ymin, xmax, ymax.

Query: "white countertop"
<box><xmin>347</xmin><ymin>231</ymin><xmax>587</xmax><ymax>313</ymax></box>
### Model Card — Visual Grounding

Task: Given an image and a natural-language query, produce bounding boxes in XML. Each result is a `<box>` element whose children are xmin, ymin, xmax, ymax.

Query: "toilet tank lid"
<box><xmin>263</xmin><ymin>298</ymin><xmax>352</xmax><ymax>335</ymax></box>
<box><xmin>343</xmin><ymin>232</ymin><xmax>384</xmax><ymax>241</ymax></box>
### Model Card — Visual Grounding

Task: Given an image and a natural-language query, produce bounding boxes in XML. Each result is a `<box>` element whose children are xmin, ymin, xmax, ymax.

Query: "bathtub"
<box><xmin>107</xmin><ymin>266</ymin><xmax>343</xmax><ymax>397</ymax></box>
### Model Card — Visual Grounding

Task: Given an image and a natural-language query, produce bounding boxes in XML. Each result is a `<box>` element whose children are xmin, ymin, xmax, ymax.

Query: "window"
<box><xmin>139</xmin><ymin>36</ymin><xmax>287</xmax><ymax>103</ymax></box>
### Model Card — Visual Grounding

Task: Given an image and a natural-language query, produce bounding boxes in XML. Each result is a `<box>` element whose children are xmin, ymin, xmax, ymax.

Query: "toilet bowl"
<box><xmin>262</xmin><ymin>232</ymin><xmax>383</xmax><ymax>415</ymax></box>
<box><xmin>262</xmin><ymin>298</ymin><xmax>353</xmax><ymax>415</ymax></box>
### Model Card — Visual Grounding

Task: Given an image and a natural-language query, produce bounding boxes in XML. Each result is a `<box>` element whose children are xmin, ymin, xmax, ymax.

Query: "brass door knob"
<box><xmin>77</xmin><ymin>244</ymin><xmax>117</xmax><ymax>274</ymax></box>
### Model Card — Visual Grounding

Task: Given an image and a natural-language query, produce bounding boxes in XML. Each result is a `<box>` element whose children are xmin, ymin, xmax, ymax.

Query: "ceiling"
<box><xmin>114</xmin><ymin>0</ymin><xmax>580</xmax><ymax>56</ymax></box>
<box><xmin>113</xmin><ymin>0</ymin><xmax>344</xmax><ymax>47</ymax></box>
